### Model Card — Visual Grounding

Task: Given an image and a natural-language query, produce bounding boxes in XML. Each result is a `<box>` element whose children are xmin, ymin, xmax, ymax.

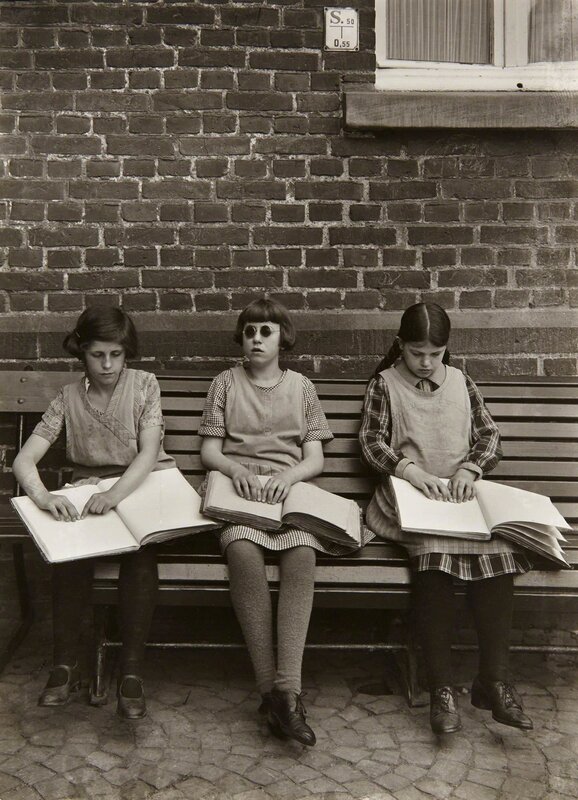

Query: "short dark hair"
<box><xmin>63</xmin><ymin>307</ymin><xmax>139</xmax><ymax>361</ymax></box>
<box><xmin>233</xmin><ymin>297</ymin><xmax>296</xmax><ymax>350</ymax></box>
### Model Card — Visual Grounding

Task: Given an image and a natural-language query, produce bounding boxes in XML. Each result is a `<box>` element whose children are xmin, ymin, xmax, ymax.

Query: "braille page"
<box><xmin>390</xmin><ymin>476</ymin><xmax>491</xmax><ymax>539</ymax></box>
<box><xmin>11</xmin><ymin>488</ymin><xmax>137</xmax><ymax>563</ymax></box>
<box><xmin>99</xmin><ymin>468</ymin><xmax>219</xmax><ymax>544</ymax></box>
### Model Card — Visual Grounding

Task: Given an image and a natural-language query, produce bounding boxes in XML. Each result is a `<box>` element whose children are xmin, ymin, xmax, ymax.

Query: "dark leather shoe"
<box><xmin>268</xmin><ymin>689</ymin><xmax>316</xmax><ymax>746</ymax></box>
<box><xmin>430</xmin><ymin>686</ymin><xmax>462</xmax><ymax>735</ymax></box>
<box><xmin>117</xmin><ymin>675</ymin><xmax>146</xmax><ymax>720</ymax></box>
<box><xmin>471</xmin><ymin>677</ymin><xmax>533</xmax><ymax>730</ymax></box>
<box><xmin>38</xmin><ymin>664</ymin><xmax>80</xmax><ymax>707</ymax></box>
<box><xmin>258</xmin><ymin>692</ymin><xmax>286</xmax><ymax>739</ymax></box>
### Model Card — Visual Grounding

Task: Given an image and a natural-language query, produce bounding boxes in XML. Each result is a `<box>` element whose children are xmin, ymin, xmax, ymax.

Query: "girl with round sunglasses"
<box><xmin>199</xmin><ymin>297</ymin><xmax>369</xmax><ymax>746</ymax></box>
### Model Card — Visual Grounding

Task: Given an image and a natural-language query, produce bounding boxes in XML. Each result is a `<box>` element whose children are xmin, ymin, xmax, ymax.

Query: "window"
<box><xmin>376</xmin><ymin>0</ymin><xmax>578</xmax><ymax>90</ymax></box>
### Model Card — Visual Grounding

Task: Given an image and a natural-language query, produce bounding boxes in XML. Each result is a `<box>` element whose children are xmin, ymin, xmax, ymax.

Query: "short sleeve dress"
<box><xmin>33</xmin><ymin>368</ymin><xmax>176</xmax><ymax>480</ymax></box>
<box><xmin>199</xmin><ymin>365</ymin><xmax>372</xmax><ymax>555</ymax></box>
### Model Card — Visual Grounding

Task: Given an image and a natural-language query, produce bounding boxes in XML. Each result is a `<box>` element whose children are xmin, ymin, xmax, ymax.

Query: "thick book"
<box><xmin>202</xmin><ymin>470</ymin><xmax>361</xmax><ymax>547</ymax></box>
<box><xmin>11</xmin><ymin>468</ymin><xmax>220</xmax><ymax>563</ymax></box>
<box><xmin>390</xmin><ymin>476</ymin><xmax>572</xmax><ymax>569</ymax></box>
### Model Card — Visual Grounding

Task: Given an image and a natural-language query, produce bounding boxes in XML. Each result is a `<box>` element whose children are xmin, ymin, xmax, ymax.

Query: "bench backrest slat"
<box><xmin>162</xmin><ymin>434</ymin><xmax>577</xmax><ymax>461</ymax></box>
<box><xmin>160</xmin><ymin>396</ymin><xmax>578</xmax><ymax>420</ymax></box>
<box><xmin>309</xmin><ymin>418</ymin><xmax>578</xmax><ymax>437</ymax></box>
<box><xmin>169</xmin><ymin>453</ymin><xmax>578</xmax><ymax>482</ymax></box>
<box><xmin>0</xmin><ymin>372</ymin><xmax>78</xmax><ymax>413</ymax></box>
<box><xmin>162</xmin><ymin>413</ymin><xmax>578</xmax><ymax>440</ymax></box>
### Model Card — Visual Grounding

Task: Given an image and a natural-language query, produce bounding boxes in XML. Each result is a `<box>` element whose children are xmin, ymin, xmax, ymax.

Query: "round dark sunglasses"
<box><xmin>243</xmin><ymin>324</ymin><xmax>278</xmax><ymax>339</ymax></box>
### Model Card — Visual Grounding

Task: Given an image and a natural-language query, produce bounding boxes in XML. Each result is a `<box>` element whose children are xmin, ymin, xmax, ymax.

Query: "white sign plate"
<box><xmin>324</xmin><ymin>7</ymin><xmax>359</xmax><ymax>51</ymax></box>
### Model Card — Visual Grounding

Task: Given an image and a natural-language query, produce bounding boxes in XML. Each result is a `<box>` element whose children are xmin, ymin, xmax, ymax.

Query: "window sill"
<box><xmin>344</xmin><ymin>87</ymin><xmax>578</xmax><ymax>129</ymax></box>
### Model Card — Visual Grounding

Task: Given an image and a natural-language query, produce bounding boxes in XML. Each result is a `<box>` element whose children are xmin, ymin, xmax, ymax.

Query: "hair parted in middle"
<box><xmin>234</xmin><ymin>297</ymin><xmax>296</xmax><ymax>351</ymax></box>
<box><xmin>373</xmin><ymin>302</ymin><xmax>451</xmax><ymax>376</ymax></box>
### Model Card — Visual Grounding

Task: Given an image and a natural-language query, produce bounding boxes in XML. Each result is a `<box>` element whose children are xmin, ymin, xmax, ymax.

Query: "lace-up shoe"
<box><xmin>471</xmin><ymin>677</ymin><xmax>533</xmax><ymax>730</ymax></box>
<box><xmin>268</xmin><ymin>689</ymin><xmax>316</xmax><ymax>746</ymax></box>
<box><xmin>430</xmin><ymin>686</ymin><xmax>462</xmax><ymax>734</ymax></box>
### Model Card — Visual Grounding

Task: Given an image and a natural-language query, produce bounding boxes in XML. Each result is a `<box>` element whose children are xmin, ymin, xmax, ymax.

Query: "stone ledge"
<box><xmin>0</xmin><ymin>311</ymin><xmax>575</xmax><ymax>369</ymax></box>
<box><xmin>0</xmin><ymin>325</ymin><xmax>576</xmax><ymax>363</ymax></box>
<box><xmin>0</xmin><ymin>309</ymin><xmax>576</xmax><ymax>333</ymax></box>
<box><xmin>344</xmin><ymin>87</ymin><xmax>578</xmax><ymax>129</ymax></box>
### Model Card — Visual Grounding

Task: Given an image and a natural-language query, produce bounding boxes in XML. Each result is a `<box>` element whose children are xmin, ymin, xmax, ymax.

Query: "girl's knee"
<box><xmin>226</xmin><ymin>539</ymin><xmax>265</xmax><ymax>566</ymax></box>
<box><xmin>290</xmin><ymin>544</ymin><xmax>316</xmax><ymax>561</ymax></box>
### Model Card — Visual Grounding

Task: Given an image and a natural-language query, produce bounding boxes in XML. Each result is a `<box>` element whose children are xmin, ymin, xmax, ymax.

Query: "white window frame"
<box><xmin>376</xmin><ymin>0</ymin><xmax>578</xmax><ymax>91</ymax></box>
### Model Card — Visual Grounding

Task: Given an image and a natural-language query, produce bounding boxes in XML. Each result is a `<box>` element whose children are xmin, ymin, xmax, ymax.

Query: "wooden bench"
<box><xmin>1</xmin><ymin>370</ymin><xmax>577</xmax><ymax>706</ymax></box>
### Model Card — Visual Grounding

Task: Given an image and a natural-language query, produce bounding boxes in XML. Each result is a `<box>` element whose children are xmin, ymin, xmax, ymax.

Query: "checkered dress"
<box><xmin>199</xmin><ymin>368</ymin><xmax>373</xmax><ymax>555</ymax></box>
<box><xmin>360</xmin><ymin>369</ymin><xmax>532</xmax><ymax>580</ymax></box>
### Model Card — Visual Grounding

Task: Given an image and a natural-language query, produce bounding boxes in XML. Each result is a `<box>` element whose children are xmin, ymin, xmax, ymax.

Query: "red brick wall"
<box><xmin>0</xmin><ymin>0</ymin><xmax>576</xmax><ymax>378</ymax></box>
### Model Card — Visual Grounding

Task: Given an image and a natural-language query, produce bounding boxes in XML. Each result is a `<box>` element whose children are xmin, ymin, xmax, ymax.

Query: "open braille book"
<box><xmin>11</xmin><ymin>468</ymin><xmax>220</xmax><ymax>563</ymax></box>
<box><xmin>390</xmin><ymin>476</ymin><xmax>572</xmax><ymax>569</ymax></box>
<box><xmin>202</xmin><ymin>470</ymin><xmax>362</xmax><ymax>548</ymax></box>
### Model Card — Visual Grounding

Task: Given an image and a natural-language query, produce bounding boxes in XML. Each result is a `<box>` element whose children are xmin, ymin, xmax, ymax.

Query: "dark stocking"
<box><xmin>412</xmin><ymin>569</ymin><xmax>457</xmax><ymax>690</ymax></box>
<box><xmin>118</xmin><ymin>546</ymin><xmax>158</xmax><ymax>685</ymax></box>
<box><xmin>468</xmin><ymin>574</ymin><xmax>514</xmax><ymax>682</ymax></box>
<box><xmin>52</xmin><ymin>559</ymin><xmax>94</xmax><ymax>668</ymax></box>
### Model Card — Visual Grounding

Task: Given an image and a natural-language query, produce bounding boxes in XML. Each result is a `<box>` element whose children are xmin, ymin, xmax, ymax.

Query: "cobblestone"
<box><xmin>465</xmin><ymin>768</ymin><xmax>505</xmax><ymax>790</ymax></box>
<box><xmin>413</xmin><ymin>777</ymin><xmax>454</xmax><ymax>798</ymax></box>
<box><xmin>0</xmin><ymin>630</ymin><xmax>576</xmax><ymax>799</ymax></box>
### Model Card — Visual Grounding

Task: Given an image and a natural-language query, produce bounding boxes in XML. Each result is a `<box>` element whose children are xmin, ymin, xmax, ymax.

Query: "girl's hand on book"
<box><xmin>80</xmin><ymin>490</ymin><xmax>117</xmax><ymax>518</ymax></box>
<box><xmin>39</xmin><ymin>494</ymin><xmax>80</xmax><ymax>522</ymax></box>
<box><xmin>262</xmin><ymin>475</ymin><xmax>291</xmax><ymax>504</ymax></box>
<box><xmin>231</xmin><ymin>467</ymin><xmax>262</xmax><ymax>501</ymax></box>
<box><xmin>447</xmin><ymin>468</ymin><xmax>477</xmax><ymax>503</ymax></box>
<box><xmin>403</xmin><ymin>465</ymin><xmax>451</xmax><ymax>501</ymax></box>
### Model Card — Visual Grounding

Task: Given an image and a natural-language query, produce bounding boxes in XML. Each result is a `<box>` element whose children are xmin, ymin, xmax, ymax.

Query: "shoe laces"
<box><xmin>434</xmin><ymin>687</ymin><xmax>455</xmax><ymax>712</ymax></box>
<box><xmin>498</xmin><ymin>682</ymin><xmax>521</xmax><ymax>710</ymax></box>
<box><xmin>294</xmin><ymin>692</ymin><xmax>308</xmax><ymax>719</ymax></box>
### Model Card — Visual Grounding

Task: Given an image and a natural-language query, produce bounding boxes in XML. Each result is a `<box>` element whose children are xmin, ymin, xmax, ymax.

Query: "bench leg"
<box><xmin>393</xmin><ymin>619</ymin><xmax>429</xmax><ymax>708</ymax></box>
<box><xmin>89</xmin><ymin>604</ymin><xmax>112</xmax><ymax>706</ymax></box>
<box><xmin>0</xmin><ymin>543</ymin><xmax>34</xmax><ymax>675</ymax></box>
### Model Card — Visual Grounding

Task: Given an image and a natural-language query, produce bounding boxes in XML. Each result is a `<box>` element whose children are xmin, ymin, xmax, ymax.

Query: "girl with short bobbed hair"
<box><xmin>200</xmin><ymin>296</ymin><xmax>369</xmax><ymax>746</ymax></box>
<box><xmin>13</xmin><ymin>307</ymin><xmax>174</xmax><ymax>720</ymax></box>
<box><xmin>233</xmin><ymin>297</ymin><xmax>296</xmax><ymax>351</ymax></box>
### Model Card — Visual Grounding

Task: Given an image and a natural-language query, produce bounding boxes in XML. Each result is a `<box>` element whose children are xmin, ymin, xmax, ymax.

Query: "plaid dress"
<box><xmin>359</xmin><ymin>365</ymin><xmax>531</xmax><ymax>580</ymax></box>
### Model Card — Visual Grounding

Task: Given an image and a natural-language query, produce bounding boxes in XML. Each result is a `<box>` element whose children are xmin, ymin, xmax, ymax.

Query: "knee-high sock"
<box><xmin>468</xmin><ymin>574</ymin><xmax>514</xmax><ymax>683</ymax></box>
<box><xmin>52</xmin><ymin>560</ymin><xmax>94</xmax><ymax>665</ymax></box>
<box><xmin>118</xmin><ymin>546</ymin><xmax>158</xmax><ymax>675</ymax></box>
<box><xmin>412</xmin><ymin>569</ymin><xmax>457</xmax><ymax>690</ymax></box>
<box><xmin>226</xmin><ymin>540</ymin><xmax>276</xmax><ymax>694</ymax></box>
<box><xmin>275</xmin><ymin>546</ymin><xmax>316</xmax><ymax>695</ymax></box>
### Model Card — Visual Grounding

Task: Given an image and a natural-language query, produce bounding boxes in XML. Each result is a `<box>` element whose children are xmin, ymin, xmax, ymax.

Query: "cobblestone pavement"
<box><xmin>0</xmin><ymin>628</ymin><xmax>577</xmax><ymax>800</ymax></box>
